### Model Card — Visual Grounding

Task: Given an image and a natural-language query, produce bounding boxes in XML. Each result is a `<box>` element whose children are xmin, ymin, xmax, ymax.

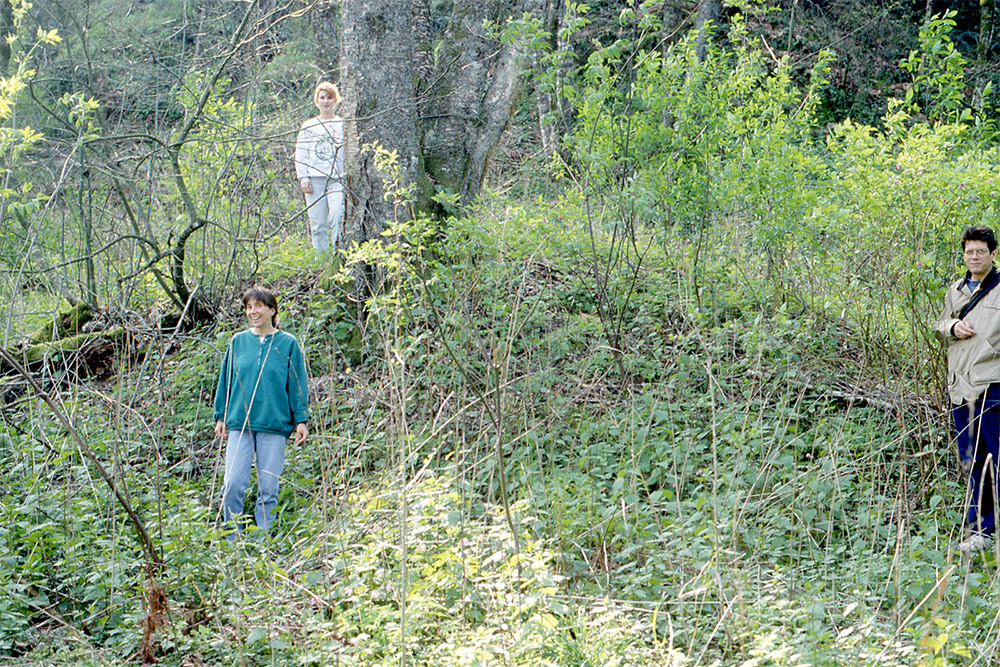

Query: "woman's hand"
<box><xmin>214</xmin><ymin>420</ymin><xmax>227</xmax><ymax>440</ymax></box>
<box><xmin>300</xmin><ymin>178</ymin><xmax>313</xmax><ymax>195</ymax></box>
<box><xmin>293</xmin><ymin>423</ymin><xmax>309</xmax><ymax>444</ymax></box>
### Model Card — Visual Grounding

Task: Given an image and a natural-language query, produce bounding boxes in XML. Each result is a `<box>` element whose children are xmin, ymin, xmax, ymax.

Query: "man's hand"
<box><xmin>954</xmin><ymin>320</ymin><xmax>977</xmax><ymax>339</ymax></box>
<box><xmin>300</xmin><ymin>178</ymin><xmax>313</xmax><ymax>195</ymax></box>
<box><xmin>293</xmin><ymin>423</ymin><xmax>309</xmax><ymax>444</ymax></box>
<box><xmin>214</xmin><ymin>420</ymin><xmax>227</xmax><ymax>440</ymax></box>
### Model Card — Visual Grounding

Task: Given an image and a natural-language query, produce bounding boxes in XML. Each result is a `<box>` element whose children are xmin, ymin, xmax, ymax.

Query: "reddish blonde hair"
<box><xmin>313</xmin><ymin>81</ymin><xmax>341</xmax><ymax>108</ymax></box>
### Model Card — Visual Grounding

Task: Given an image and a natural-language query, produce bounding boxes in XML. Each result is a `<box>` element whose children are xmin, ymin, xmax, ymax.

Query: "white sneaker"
<box><xmin>958</xmin><ymin>533</ymin><xmax>994</xmax><ymax>555</ymax></box>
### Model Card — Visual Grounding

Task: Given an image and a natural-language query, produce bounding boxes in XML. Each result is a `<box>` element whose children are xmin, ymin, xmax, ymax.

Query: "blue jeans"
<box><xmin>222</xmin><ymin>429</ymin><xmax>286</xmax><ymax>538</ymax></box>
<box><xmin>305</xmin><ymin>177</ymin><xmax>345</xmax><ymax>252</ymax></box>
<box><xmin>953</xmin><ymin>384</ymin><xmax>1000</xmax><ymax>536</ymax></box>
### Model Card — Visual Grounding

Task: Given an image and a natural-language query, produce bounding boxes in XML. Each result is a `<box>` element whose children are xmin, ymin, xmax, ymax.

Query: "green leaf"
<box><xmin>246</xmin><ymin>627</ymin><xmax>268</xmax><ymax>646</ymax></box>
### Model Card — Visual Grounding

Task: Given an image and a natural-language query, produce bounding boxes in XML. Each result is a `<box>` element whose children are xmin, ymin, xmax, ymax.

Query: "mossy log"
<box><xmin>20</xmin><ymin>327</ymin><xmax>121</xmax><ymax>364</ymax></box>
<box><xmin>25</xmin><ymin>302</ymin><xmax>93</xmax><ymax>344</ymax></box>
<box><xmin>1</xmin><ymin>327</ymin><xmax>125</xmax><ymax>382</ymax></box>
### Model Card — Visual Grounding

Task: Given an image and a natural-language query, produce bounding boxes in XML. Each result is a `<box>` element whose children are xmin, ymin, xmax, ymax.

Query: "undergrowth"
<box><xmin>2</xmin><ymin>194</ymin><xmax>996</xmax><ymax>665</ymax></box>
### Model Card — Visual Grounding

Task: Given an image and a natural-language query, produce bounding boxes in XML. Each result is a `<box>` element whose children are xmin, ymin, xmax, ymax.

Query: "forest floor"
<box><xmin>3</xmin><ymin>210</ymin><xmax>998</xmax><ymax>666</ymax></box>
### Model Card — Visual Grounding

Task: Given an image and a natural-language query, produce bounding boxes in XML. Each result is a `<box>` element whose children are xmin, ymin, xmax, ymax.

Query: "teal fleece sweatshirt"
<box><xmin>213</xmin><ymin>329</ymin><xmax>310</xmax><ymax>437</ymax></box>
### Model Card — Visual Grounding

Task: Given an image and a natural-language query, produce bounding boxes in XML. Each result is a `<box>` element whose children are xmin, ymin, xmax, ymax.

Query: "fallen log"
<box><xmin>24</xmin><ymin>302</ymin><xmax>93</xmax><ymax>344</ymax></box>
<box><xmin>21</xmin><ymin>328</ymin><xmax>120</xmax><ymax>363</ymax></box>
<box><xmin>2</xmin><ymin>302</ymin><xmax>123</xmax><ymax>381</ymax></box>
<box><xmin>18</xmin><ymin>327</ymin><xmax>124</xmax><ymax>379</ymax></box>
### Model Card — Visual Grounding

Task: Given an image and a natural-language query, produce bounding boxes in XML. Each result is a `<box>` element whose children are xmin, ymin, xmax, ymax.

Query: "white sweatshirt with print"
<box><xmin>294</xmin><ymin>116</ymin><xmax>345</xmax><ymax>182</ymax></box>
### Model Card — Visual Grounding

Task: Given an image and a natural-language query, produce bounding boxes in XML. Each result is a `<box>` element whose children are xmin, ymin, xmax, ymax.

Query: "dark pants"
<box><xmin>953</xmin><ymin>383</ymin><xmax>1000</xmax><ymax>536</ymax></box>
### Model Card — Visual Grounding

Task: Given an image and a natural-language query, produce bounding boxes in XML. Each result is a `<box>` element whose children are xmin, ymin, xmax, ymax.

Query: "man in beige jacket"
<box><xmin>935</xmin><ymin>225</ymin><xmax>1000</xmax><ymax>554</ymax></box>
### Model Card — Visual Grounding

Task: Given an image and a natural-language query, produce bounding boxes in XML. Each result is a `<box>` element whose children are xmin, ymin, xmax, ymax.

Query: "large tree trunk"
<box><xmin>695</xmin><ymin>0</ymin><xmax>722</xmax><ymax>60</ymax></box>
<box><xmin>450</xmin><ymin>12</ymin><xmax>527</xmax><ymax>207</ymax></box>
<box><xmin>312</xmin><ymin>0</ymin><xmax>340</xmax><ymax>80</ymax></box>
<box><xmin>980</xmin><ymin>0</ymin><xmax>996</xmax><ymax>63</ymax></box>
<box><xmin>661</xmin><ymin>0</ymin><xmax>689</xmax><ymax>59</ymax></box>
<box><xmin>335</xmin><ymin>0</ymin><xmax>554</xmax><ymax>235</ymax></box>
<box><xmin>0</xmin><ymin>0</ymin><xmax>13</xmax><ymax>73</ymax></box>
<box><xmin>417</xmin><ymin>0</ymin><xmax>542</xmax><ymax>208</ymax></box>
<box><xmin>533</xmin><ymin>0</ymin><xmax>579</xmax><ymax>161</ymax></box>
<box><xmin>340</xmin><ymin>0</ymin><xmax>421</xmax><ymax>246</ymax></box>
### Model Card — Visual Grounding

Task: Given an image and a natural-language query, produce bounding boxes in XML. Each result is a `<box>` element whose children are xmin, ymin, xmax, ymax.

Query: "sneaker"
<box><xmin>958</xmin><ymin>533</ymin><xmax>994</xmax><ymax>555</ymax></box>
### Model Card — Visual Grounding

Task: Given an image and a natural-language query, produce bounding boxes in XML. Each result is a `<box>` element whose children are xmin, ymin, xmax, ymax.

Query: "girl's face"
<box><xmin>315</xmin><ymin>89</ymin><xmax>337</xmax><ymax>113</ymax></box>
<box><xmin>245</xmin><ymin>298</ymin><xmax>276</xmax><ymax>329</ymax></box>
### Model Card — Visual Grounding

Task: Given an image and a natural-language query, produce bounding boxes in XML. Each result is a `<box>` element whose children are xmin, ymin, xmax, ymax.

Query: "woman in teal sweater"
<box><xmin>213</xmin><ymin>285</ymin><xmax>310</xmax><ymax>539</ymax></box>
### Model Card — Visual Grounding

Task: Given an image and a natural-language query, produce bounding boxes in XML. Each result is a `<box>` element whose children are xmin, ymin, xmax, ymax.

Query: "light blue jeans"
<box><xmin>305</xmin><ymin>177</ymin><xmax>345</xmax><ymax>252</ymax></box>
<box><xmin>222</xmin><ymin>429</ymin><xmax>287</xmax><ymax>539</ymax></box>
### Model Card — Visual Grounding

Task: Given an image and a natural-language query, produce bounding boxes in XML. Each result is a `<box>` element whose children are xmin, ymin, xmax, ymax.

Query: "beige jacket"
<box><xmin>935</xmin><ymin>271</ymin><xmax>1000</xmax><ymax>404</ymax></box>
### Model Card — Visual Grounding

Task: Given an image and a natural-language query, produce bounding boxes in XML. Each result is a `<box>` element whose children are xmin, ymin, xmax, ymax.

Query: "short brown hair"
<box><xmin>241</xmin><ymin>284</ymin><xmax>278</xmax><ymax>327</ymax></box>
<box><xmin>313</xmin><ymin>81</ymin><xmax>341</xmax><ymax>108</ymax></box>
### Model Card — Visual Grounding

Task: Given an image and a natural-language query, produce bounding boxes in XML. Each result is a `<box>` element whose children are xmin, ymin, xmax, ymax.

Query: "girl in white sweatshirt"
<box><xmin>295</xmin><ymin>82</ymin><xmax>345</xmax><ymax>252</ymax></box>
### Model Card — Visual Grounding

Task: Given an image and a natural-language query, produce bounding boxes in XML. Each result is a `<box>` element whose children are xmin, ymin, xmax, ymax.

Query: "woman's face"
<box><xmin>245</xmin><ymin>298</ymin><xmax>276</xmax><ymax>329</ymax></box>
<box><xmin>315</xmin><ymin>89</ymin><xmax>337</xmax><ymax>113</ymax></box>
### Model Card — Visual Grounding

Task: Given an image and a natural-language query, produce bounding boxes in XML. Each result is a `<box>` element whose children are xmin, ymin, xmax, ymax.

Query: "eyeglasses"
<box><xmin>965</xmin><ymin>248</ymin><xmax>992</xmax><ymax>257</ymax></box>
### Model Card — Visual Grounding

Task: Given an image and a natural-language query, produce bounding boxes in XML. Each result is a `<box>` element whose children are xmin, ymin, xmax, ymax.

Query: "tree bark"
<box><xmin>660</xmin><ymin>0</ymin><xmax>689</xmax><ymax>60</ymax></box>
<box><xmin>312</xmin><ymin>0</ymin><xmax>340</xmax><ymax>81</ymax></box>
<box><xmin>535</xmin><ymin>0</ymin><xmax>569</xmax><ymax>159</ymax></box>
<box><xmin>340</xmin><ymin>0</ymin><xmax>421</xmax><ymax>246</ymax></box>
<box><xmin>980</xmin><ymin>0</ymin><xmax>996</xmax><ymax>63</ymax></box>
<box><xmin>412</xmin><ymin>0</ymin><xmax>434</xmax><ymax>80</ymax></box>
<box><xmin>695</xmin><ymin>0</ymin><xmax>722</xmax><ymax>61</ymax></box>
<box><xmin>457</xmin><ymin>31</ymin><xmax>525</xmax><ymax>206</ymax></box>
<box><xmin>417</xmin><ymin>0</ymin><xmax>498</xmax><ymax>207</ymax></box>
<box><xmin>334</xmin><ymin>0</ymin><xmax>547</xmax><ymax>232</ymax></box>
<box><xmin>417</xmin><ymin>0</ymin><xmax>542</xmax><ymax>208</ymax></box>
<box><xmin>0</xmin><ymin>0</ymin><xmax>13</xmax><ymax>73</ymax></box>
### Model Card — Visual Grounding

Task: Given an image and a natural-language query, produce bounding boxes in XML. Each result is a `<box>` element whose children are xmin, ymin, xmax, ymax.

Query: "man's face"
<box><xmin>964</xmin><ymin>239</ymin><xmax>996</xmax><ymax>278</ymax></box>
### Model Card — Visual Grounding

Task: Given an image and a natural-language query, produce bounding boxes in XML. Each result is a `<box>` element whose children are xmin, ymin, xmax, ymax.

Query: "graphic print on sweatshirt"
<box><xmin>313</xmin><ymin>130</ymin><xmax>338</xmax><ymax>163</ymax></box>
